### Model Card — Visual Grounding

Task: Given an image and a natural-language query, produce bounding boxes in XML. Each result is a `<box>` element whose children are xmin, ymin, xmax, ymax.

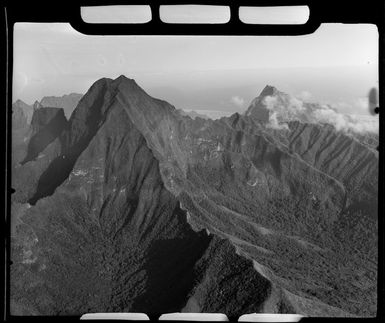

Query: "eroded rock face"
<box><xmin>11</xmin><ymin>76</ymin><xmax>378</xmax><ymax>317</ymax></box>
<box><xmin>11</xmin><ymin>83</ymin><xmax>273</xmax><ymax>316</ymax></box>
<box><xmin>13</xmin><ymin>100</ymin><xmax>33</xmax><ymax>128</ymax></box>
<box><xmin>22</xmin><ymin>108</ymin><xmax>68</xmax><ymax>165</ymax></box>
<box><xmin>12</xmin><ymin>100</ymin><xmax>33</xmax><ymax>167</ymax></box>
<box><xmin>11</xmin><ymin>108</ymin><xmax>68</xmax><ymax>203</ymax></box>
<box><xmin>40</xmin><ymin>93</ymin><xmax>83</xmax><ymax>119</ymax></box>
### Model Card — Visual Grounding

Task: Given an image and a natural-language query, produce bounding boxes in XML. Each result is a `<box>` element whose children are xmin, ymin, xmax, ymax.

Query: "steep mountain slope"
<box><xmin>11</xmin><ymin>76</ymin><xmax>378</xmax><ymax>317</ymax></box>
<box><xmin>33</xmin><ymin>100</ymin><xmax>43</xmax><ymax>110</ymax></box>
<box><xmin>22</xmin><ymin>108</ymin><xmax>68</xmax><ymax>164</ymax></box>
<box><xmin>11</xmin><ymin>78</ymin><xmax>277</xmax><ymax>317</ymax></box>
<box><xmin>243</xmin><ymin>86</ymin><xmax>378</xmax><ymax>222</ymax></box>
<box><xmin>12</xmin><ymin>100</ymin><xmax>33</xmax><ymax>167</ymax></box>
<box><xmin>12</xmin><ymin>99</ymin><xmax>33</xmax><ymax>127</ymax></box>
<box><xmin>11</xmin><ymin>93</ymin><xmax>83</xmax><ymax>168</ymax></box>
<box><xmin>40</xmin><ymin>93</ymin><xmax>83</xmax><ymax>119</ymax></box>
<box><xmin>12</xmin><ymin>107</ymin><xmax>68</xmax><ymax>203</ymax></box>
<box><xmin>245</xmin><ymin>85</ymin><xmax>316</xmax><ymax>124</ymax></box>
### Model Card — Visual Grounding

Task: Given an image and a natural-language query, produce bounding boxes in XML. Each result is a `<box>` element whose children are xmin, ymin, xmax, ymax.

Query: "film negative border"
<box><xmin>2</xmin><ymin>0</ymin><xmax>384</xmax><ymax>322</ymax></box>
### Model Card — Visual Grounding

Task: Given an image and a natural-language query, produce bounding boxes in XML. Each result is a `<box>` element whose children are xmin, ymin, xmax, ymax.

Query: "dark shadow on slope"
<box><xmin>21</xmin><ymin>109</ymin><xmax>68</xmax><ymax>165</ymax></box>
<box><xmin>27</xmin><ymin>152</ymin><xmax>78</xmax><ymax>205</ymax></box>
<box><xmin>131</xmin><ymin>219</ymin><xmax>212</xmax><ymax>315</ymax></box>
<box><xmin>28</xmin><ymin>81</ymin><xmax>112</xmax><ymax>205</ymax></box>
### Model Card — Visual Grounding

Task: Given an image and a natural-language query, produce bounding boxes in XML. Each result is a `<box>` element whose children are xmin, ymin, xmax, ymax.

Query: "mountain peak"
<box><xmin>15</xmin><ymin>99</ymin><xmax>25</xmax><ymax>105</ymax></box>
<box><xmin>33</xmin><ymin>100</ymin><xmax>42</xmax><ymax>110</ymax></box>
<box><xmin>116</xmin><ymin>74</ymin><xmax>130</xmax><ymax>81</ymax></box>
<box><xmin>259</xmin><ymin>85</ymin><xmax>279</xmax><ymax>97</ymax></box>
<box><xmin>110</xmin><ymin>75</ymin><xmax>143</xmax><ymax>93</ymax></box>
<box><xmin>13</xmin><ymin>99</ymin><xmax>31</xmax><ymax>108</ymax></box>
<box><xmin>40</xmin><ymin>93</ymin><xmax>83</xmax><ymax>119</ymax></box>
<box><xmin>244</xmin><ymin>85</ymin><xmax>281</xmax><ymax>121</ymax></box>
<box><xmin>114</xmin><ymin>74</ymin><xmax>136</xmax><ymax>84</ymax></box>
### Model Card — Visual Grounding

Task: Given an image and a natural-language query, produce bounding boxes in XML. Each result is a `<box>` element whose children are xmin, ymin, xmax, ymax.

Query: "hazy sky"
<box><xmin>13</xmin><ymin>23</ymin><xmax>378</xmax><ymax>116</ymax></box>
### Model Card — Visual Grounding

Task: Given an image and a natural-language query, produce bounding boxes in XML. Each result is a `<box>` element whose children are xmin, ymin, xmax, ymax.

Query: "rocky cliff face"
<box><xmin>12</xmin><ymin>99</ymin><xmax>33</xmax><ymax>128</ymax></box>
<box><xmin>12</xmin><ymin>100</ymin><xmax>34</xmax><ymax>167</ymax></box>
<box><xmin>33</xmin><ymin>100</ymin><xmax>43</xmax><ymax>110</ymax></box>
<box><xmin>22</xmin><ymin>107</ymin><xmax>68</xmax><ymax>164</ymax></box>
<box><xmin>40</xmin><ymin>93</ymin><xmax>83</xmax><ymax>119</ymax></box>
<box><xmin>11</xmin><ymin>76</ymin><xmax>378</xmax><ymax>317</ymax></box>
<box><xmin>11</xmin><ymin>107</ymin><xmax>68</xmax><ymax>203</ymax></box>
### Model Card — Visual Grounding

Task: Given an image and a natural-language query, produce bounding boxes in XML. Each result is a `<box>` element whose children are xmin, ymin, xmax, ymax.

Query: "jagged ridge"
<box><xmin>11</xmin><ymin>76</ymin><xmax>378</xmax><ymax>317</ymax></box>
<box><xmin>21</xmin><ymin>107</ymin><xmax>68</xmax><ymax>165</ymax></box>
<box><xmin>11</xmin><ymin>76</ymin><xmax>280</xmax><ymax>317</ymax></box>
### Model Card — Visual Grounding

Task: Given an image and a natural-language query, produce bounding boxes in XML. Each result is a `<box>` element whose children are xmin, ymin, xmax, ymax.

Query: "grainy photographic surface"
<box><xmin>11</xmin><ymin>23</ymin><xmax>378</xmax><ymax>317</ymax></box>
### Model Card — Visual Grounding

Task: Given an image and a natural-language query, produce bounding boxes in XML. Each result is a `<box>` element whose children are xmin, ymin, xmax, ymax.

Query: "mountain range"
<box><xmin>10</xmin><ymin>76</ymin><xmax>378</xmax><ymax>317</ymax></box>
<box><xmin>12</xmin><ymin>92</ymin><xmax>82</xmax><ymax>128</ymax></box>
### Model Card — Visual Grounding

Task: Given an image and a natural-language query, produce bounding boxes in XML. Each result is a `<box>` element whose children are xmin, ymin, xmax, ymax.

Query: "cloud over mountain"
<box><xmin>247</xmin><ymin>86</ymin><xmax>378</xmax><ymax>134</ymax></box>
<box><xmin>231</xmin><ymin>95</ymin><xmax>245</xmax><ymax>107</ymax></box>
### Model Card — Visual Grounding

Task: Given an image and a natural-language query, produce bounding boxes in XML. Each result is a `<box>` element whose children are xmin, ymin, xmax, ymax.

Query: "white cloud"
<box><xmin>231</xmin><ymin>95</ymin><xmax>245</xmax><ymax>107</ymax></box>
<box><xmin>266</xmin><ymin>111</ymin><xmax>289</xmax><ymax>130</ymax></box>
<box><xmin>296</xmin><ymin>90</ymin><xmax>312</xmax><ymax>101</ymax></box>
<box><xmin>332</xmin><ymin>97</ymin><xmax>368</xmax><ymax>115</ymax></box>
<box><xmin>263</xmin><ymin>95</ymin><xmax>305</xmax><ymax>114</ymax></box>
<box><xmin>312</xmin><ymin>106</ymin><xmax>378</xmax><ymax>133</ymax></box>
<box><xmin>263</xmin><ymin>95</ymin><xmax>278</xmax><ymax>109</ymax></box>
<box><xmin>262</xmin><ymin>95</ymin><xmax>305</xmax><ymax>127</ymax></box>
<box><xmin>261</xmin><ymin>94</ymin><xmax>378</xmax><ymax>134</ymax></box>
